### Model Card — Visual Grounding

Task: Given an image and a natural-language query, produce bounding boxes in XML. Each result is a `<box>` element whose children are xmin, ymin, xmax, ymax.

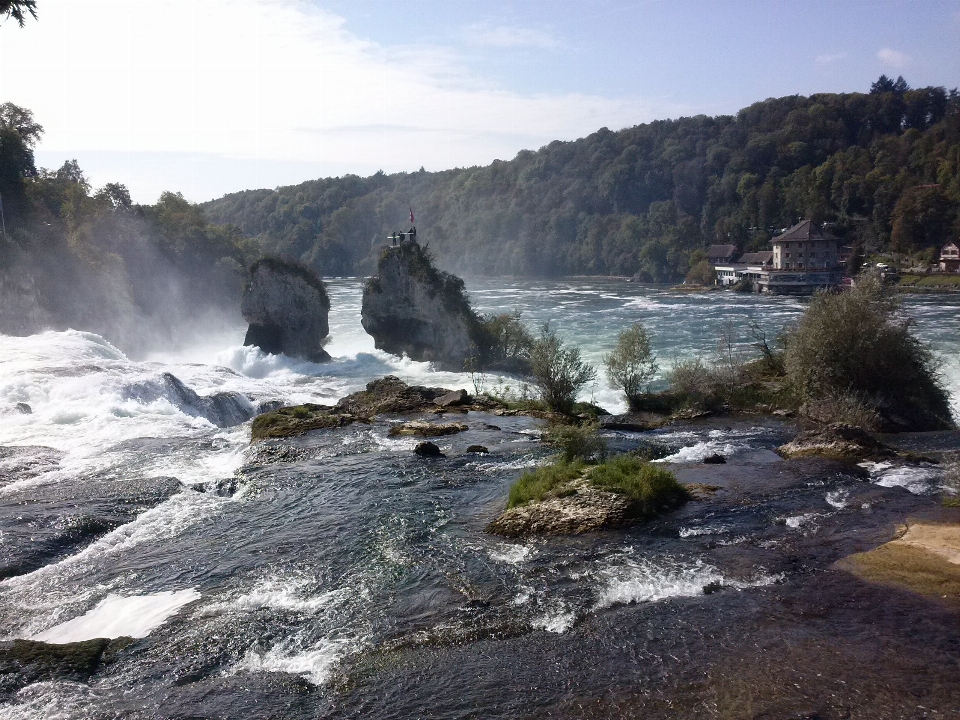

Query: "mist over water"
<box><xmin>2</xmin><ymin>279</ymin><xmax>960</xmax><ymax>718</ymax></box>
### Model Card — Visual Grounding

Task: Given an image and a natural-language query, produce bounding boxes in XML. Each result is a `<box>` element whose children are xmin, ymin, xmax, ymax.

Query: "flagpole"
<box><xmin>0</xmin><ymin>192</ymin><xmax>6</xmax><ymax>239</ymax></box>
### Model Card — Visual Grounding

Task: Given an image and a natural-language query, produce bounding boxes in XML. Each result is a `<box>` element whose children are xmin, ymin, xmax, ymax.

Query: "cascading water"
<box><xmin>2</xmin><ymin>279</ymin><xmax>960</xmax><ymax>718</ymax></box>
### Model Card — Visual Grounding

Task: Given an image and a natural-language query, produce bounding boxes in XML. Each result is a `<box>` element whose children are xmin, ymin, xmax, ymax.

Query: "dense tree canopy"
<box><xmin>204</xmin><ymin>81</ymin><xmax>960</xmax><ymax>281</ymax></box>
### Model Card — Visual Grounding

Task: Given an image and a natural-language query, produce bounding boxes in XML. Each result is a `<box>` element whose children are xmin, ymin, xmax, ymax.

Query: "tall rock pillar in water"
<box><xmin>361</xmin><ymin>244</ymin><xmax>481</xmax><ymax>371</ymax></box>
<box><xmin>241</xmin><ymin>257</ymin><xmax>331</xmax><ymax>362</ymax></box>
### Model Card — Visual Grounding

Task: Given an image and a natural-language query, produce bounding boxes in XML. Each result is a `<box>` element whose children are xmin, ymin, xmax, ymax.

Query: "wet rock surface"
<box><xmin>241</xmin><ymin>257</ymin><xmax>331</xmax><ymax>362</ymax></box>
<box><xmin>122</xmin><ymin>372</ymin><xmax>255</xmax><ymax>428</ymax></box>
<box><xmin>487</xmin><ymin>478</ymin><xmax>632</xmax><ymax>537</ymax></box>
<box><xmin>778</xmin><ymin>423</ymin><xmax>895</xmax><ymax>460</ymax></box>
<box><xmin>0</xmin><ymin>466</ymin><xmax>183</xmax><ymax>580</ymax></box>
<box><xmin>361</xmin><ymin>244</ymin><xmax>480</xmax><ymax>370</ymax></box>
<box><xmin>0</xmin><ymin>638</ymin><xmax>114</xmax><ymax>696</ymax></box>
<box><xmin>389</xmin><ymin>420</ymin><xmax>469</xmax><ymax>437</ymax></box>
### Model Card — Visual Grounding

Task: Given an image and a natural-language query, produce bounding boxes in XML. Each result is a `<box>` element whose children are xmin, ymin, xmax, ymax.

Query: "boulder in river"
<box><xmin>777</xmin><ymin>424</ymin><xmax>895</xmax><ymax>461</ymax></box>
<box><xmin>241</xmin><ymin>257</ymin><xmax>331</xmax><ymax>363</ymax></box>
<box><xmin>487</xmin><ymin>477</ymin><xmax>633</xmax><ymax>537</ymax></box>
<box><xmin>361</xmin><ymin>244</ymin><xmax>481</xmax><ymax>371</ymax></box>
<box><xmin>388</xmin><ymin>420</ymin><xmax>468</xmax><ymax>437</ymax></box>
<box><xmin>414</xmin><ymin>441</ymin><xmax>444</xmax><ymax>457</ymax></box>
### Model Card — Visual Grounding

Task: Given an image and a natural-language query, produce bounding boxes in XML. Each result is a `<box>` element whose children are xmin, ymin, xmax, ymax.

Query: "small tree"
<box><xmin>604</xmin><ymin>323</ymin><xmax>658</xmax><ymax>406</ymax></box>
<box><xmin>529</xmin><ymin>324</ymin><xmax>597</xmax><ymax>413</ymax></box>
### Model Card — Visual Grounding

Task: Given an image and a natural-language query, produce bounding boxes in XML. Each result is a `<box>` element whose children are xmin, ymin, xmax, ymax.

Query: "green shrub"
<box><xmin>604</xmin><ymin>322</ymin><xmax>658</xmax><ymax>407</ymax></box>
<box><xmin>783</xmin><ymin>272</ymin><xmax>954</xmax><ymax>431</ymax></box>
<box><xmin>475</xmin><ymin>310</ymin><xmax>534</xmax><ymax>373</ymax></box>
<box><xmin>588</xmin><ymin>455</ymin><xmax>689</xmax><ymax>518</ymax></box>
<box><xmin>507</xmin><ymin>460</ymin><xmax>585</xmax><ymax>508</ymax></box>
<box><xmin>545</xmin><ymin>422</ymin><xmax>606</xmax><ymax>463</ymax></box>
<box><xmin>529</xmin><ymin>324</ymin><xmax>597</xmax><ymax>413</ymax></box>
<box><xmin>685</xmin><ymin>259</ymin><xmax>716</xmax><ymax>285</ymax></box>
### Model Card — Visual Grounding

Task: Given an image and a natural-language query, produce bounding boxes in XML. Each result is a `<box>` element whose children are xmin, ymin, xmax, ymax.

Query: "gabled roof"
<box><xmin>772</xmin><ymin>219</ymin><xmax>836</xmax><ymax>243</ymax></box>
<box><xmin>706</xmin><ymin>243</ymin><xmax>737</xmax><ymax>260</ymax></box>
<box><xmin>738</xmin><ymin>251</ymin><xmax>774</xmax><ymax>265</ymax></box>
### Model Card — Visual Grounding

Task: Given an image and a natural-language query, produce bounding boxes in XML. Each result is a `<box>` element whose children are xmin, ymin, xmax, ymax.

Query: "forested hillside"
<box><xmin>204</xmin><ymin>77</ymin><xmax>960</xmax><ymax>281</ymax></box>
<box><xmin>0</xmin><ymin>103</ymin><xmax>255</xmax><ymax>352</ymax></box>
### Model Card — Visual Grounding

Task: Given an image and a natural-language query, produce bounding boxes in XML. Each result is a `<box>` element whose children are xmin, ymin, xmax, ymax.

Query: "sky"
<box><xmin>1</xmin><ymin>0</ymin><xmax>958</xmax><ymax>204</ymax></box>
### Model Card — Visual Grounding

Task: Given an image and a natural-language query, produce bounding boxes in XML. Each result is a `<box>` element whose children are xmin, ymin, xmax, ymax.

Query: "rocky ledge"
<box><xmin>777</xmin><ymin>424</ymin><xmax>895</xmax><ymax>461</ymax></box>
<box><xmin>251</xmin><ymin>376</ymin><xmax>495</xmax><ymax>441</ymax></box>
<box><xmin>487</xmin><ymin>477</ymin><xmax>633</xmax><ymax>537</ymax></box>
<box><xmin>361</xmin><ymin>244</ymin><xmax>482</xmax><ymax>371</ymax></box>
<box><xmin>242</xmin><ymin>257</ymin><xmax>331</xmax><ymax>363</ymax></box>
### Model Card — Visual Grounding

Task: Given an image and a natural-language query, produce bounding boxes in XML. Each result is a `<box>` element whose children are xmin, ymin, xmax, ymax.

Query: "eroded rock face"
<box><xmin>241</xmin><ymin>258</ymin><xmax>331</xmax><ymax>363</ymax></box>
<box><xmin>361</xmin><ymin>245</ymin><xmax>480</xmax><ymax>371</ymax></box>
<box><xmin>487</xmin><ymin>479</ymin><xmax>632</xmax><ymax>537</ymax></box>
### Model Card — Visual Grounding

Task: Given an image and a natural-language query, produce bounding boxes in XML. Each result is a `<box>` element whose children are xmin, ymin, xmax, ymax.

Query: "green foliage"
<box><xmin>529</xmin><ymin>324</ymin><xmax>597</xmax><ymax>413</ymax></box>
<box><xmin>202</xmin><ymin>84</ymin><xmax>960</xmax><ymax>279</ymax></box>
<box><xmin>783</xmin><ymin>272</ymin><xmax>954</xmax><ymax>430</ymax></box>
<box><xmin>544</xmin><ymin>422</ymin><xmax>607</xmax><ymax>463</ymax></box>
<box><xmin>505</xmin><ymin>454</ymin><xmax>688</xmax><ymax>519</ymax></box>
<box><xmin>474</xmin><ymin>310</ymin><xmax>534</xmax><ymax>373</ymax></box>
<box><xmin>507</xmin><ymin>460</ymin><xmax>585</xmax><ymax>509</ymax></box>
<box><xmin>604</xmin><ymin>322</ymin><xmax>658</xmax><ymax>405</ymax></box>
<box><xmin>685</xmin><ymin>259</ymin><xmax>717</xmax><ymax>285</ymax></box>
<box><xmin>588</xmin><ymin>455</ymin><xmax>689</xmax><ymax>518</ymax></box>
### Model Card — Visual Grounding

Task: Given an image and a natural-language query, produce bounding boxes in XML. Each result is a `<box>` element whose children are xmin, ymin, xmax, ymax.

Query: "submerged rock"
<box><xmin>0</xmin><ymin>637</ymin><xmax>132</xmax><ymax>697</ymax></box>
<box><xmin>361</xmin><ymin>244</ymin><xmax>481</xmax><ymax>370</ymax></box>
<box><xmin>242</xmin><ymin>257</ymin><xmax>331</xmax><ymax>363</ymax></box>
<box><xmin>389</xmin><ymin>420</ymin><xmax>468</xmax><ymax>437</ymax></box>
<box><xmin>122</xmin><ymin>373</ymin><xmax>254</xmax><ymax>428</ymax></box>
<box><xmin>13</xmin><ymin>402</ymin><xmax>31</xmax><ymax>415</ymax></box>
<box><xmin>414</xmin><ymin>441</ymin><xmax>444</xmax><ymax>457</ymax></box>
<box><xmin>703</xmin><ymin>453</ymin><xmax>726</xmax><ymax>464</ymax></box>
<box><xmin>466</xmin><ymin>445</ymin><xmax>488</xmax><ymax>454</ymax></box>
<box><xmin>778</xmin><ymin>424</ymin><xmax>894</xmax><ymax>461</ymax></box>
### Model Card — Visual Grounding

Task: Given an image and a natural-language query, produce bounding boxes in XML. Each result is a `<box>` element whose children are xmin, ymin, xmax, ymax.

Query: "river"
<box><xmin>1</xmin><ymin>279</ymin><xmax>959</xmax><ymax>718</ymax></box>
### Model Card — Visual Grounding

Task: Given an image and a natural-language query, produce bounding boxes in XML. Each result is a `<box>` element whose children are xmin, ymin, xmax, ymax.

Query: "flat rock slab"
<box><xmin>487</xmin><ymin>483</ymin><xmax>631</xmax><ymax>537</ymax></box>
<box><xmin>778</xmin><ymin>423</ymin><xmax>894</xmax><ymax>461</ymax></box>
<box><xmin>389</xmin><ymin>420</ymin><xmax>468</xmax><ymax>437</ymax></box>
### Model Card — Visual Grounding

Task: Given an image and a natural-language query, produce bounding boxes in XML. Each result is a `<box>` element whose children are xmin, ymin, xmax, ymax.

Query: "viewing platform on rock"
<box><xmin>386</xmin><ymin>227</ymin><xmax>418</xmax><ymax>246</ymax></box>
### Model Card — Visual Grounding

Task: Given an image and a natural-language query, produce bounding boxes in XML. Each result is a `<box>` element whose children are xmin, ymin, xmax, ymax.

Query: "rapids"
<box><xmin>2</xmin><ymin>279</ymin><xmax>960</xmax><ymax>718</ymax></box>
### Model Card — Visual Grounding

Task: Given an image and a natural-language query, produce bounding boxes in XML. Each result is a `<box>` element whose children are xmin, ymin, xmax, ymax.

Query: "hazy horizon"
<box><xmin>3</xmin><ymin>0</ymin><xmax>959</xmax><ymax>204</ymax></box>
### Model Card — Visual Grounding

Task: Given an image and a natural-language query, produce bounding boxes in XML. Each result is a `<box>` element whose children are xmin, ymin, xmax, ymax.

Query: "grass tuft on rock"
<box><xmin>507</xmin><ymin>460</ymin><xmax>585</xmax><ymax>509</ymax></box>
<box><xmin>588</xmin><ymin>455</ymin><xmax>690</xmax><ymax>518</ymax></box>
<box><xmin>505</xmin><ymin>454</ymin><xmax>688</xmax><ymax>520</ymax></box>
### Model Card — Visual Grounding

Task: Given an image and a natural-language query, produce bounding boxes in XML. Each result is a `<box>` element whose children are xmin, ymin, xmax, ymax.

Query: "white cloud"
<box><xmin>0</xmin><ymin>0</ymin><xmax>677</xmax><ymax>201</ymax></box>
<box><xmin>815</xmin><ymin>52</ymin><xmax>847</xmax><ymax>66</ymax></box>
<box><xmin>877</xmin><ymin>47</ymin><xmax>911</xmax><ymax>69</ymax></box>
<box><xmin>463</xmin><ymin>22</ymin><xmax>560</xmax><ymax>50</ymax></box>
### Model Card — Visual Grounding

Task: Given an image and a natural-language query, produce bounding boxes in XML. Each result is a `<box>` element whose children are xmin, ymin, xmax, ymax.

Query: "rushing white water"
<box><xmin>2</xmin><ymin>278</ymin><xmax>960</xmax><ymax>711</ymax></box>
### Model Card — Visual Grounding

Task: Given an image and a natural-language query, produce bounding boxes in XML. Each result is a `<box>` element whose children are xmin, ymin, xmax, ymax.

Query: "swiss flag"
<box><xmin>409</xmin><ymin>208</ymin><xmax>415</xmax><ymax>225</ymax></box>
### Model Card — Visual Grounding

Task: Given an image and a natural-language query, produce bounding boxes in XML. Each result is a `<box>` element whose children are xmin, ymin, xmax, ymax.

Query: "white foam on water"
<box><xmin>489</xmin><ymin>543</ymin><xmax>535</xmax><ymax>564</ymax></box>
<box><xmin>785</xmin><ymin>512</ymin><xmax>819</xmax><ymax>529</ymax></box>
<box><xmin>235</xmin><ymin>637</ymin><xmax>354</xmax><ymax>686</ymax></box>
<box><xmin>679</xmin><ymin>523</ymin><xmax>732</xmax><ymax>538</ymax></box>
<box><xmin>592</xmin><ymin>556</ymin><xmax>723</xmax><ymax>610</ymax></box>
<box><xmin>204</xmin><ymin>578</ymin><xmax>350</xmax><ymax>616</ymax></box>
<box><xmin>0</xmin><ymin>682</ymin><xmax>101</xmax><ymax>720</ymax></box>
<box><xmin>658</xmin><ymin>440</ymin><xmax>740</xmax><ymax>464</ymax></box>
<box><xmin>0</xmin><ymin>492</ymin><xmax>222</xmax><ymax>639</ymax></box>
<box><xmin>859</xmin><ymin>461</ymin><xmax>942</xmax><ymax>495</ymax></box>
<box><xmin>531</xmin><ymin>607</ymin><xmax>577</xmax><ymax>634</ymax></box>
<box><xmin>826</xmin><ymin>490</ymin><xmax>849</xmax><ymax>508</ymax></box>
<box><xmin>30</xmin><ymin>589</ymin><xmax>200</xmax><ymax>643</ymax></box>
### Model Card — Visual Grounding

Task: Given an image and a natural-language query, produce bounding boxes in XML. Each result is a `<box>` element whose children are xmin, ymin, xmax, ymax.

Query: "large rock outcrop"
<box><xmin>241</xmin><ymin>258</ymin><xmax>331</xmax><ymax>362</ymax></box>
<box><xmin>361</xmin><ymin>244</ymin><xmax>481</xmax><ymax>371</ymax></box>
